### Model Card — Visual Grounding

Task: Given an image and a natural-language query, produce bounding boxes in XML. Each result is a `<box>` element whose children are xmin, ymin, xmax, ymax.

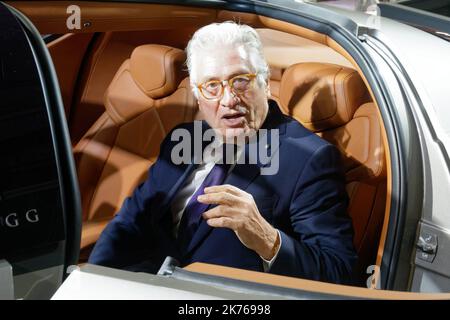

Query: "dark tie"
<box><xmin>177</xmin><ymin>153</ymin><xmax>231</xmax><ymax>254</ymax></box>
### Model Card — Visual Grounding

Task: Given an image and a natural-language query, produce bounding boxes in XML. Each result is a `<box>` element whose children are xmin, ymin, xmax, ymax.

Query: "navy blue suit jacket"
<box><xmin>89</xmin><ymin>101</ymin><xmax>357</xmax><ymax>284</ymax></box>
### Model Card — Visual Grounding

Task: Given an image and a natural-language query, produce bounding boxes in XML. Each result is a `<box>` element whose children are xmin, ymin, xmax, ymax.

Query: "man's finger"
<box><xmin>202</xmin><ymin>205</ymin><xmax>236</xmax><ymax>220</ymax></box>
<box><xmin>206</xmin><ymin>217</ymin><xmax>236</xmax><ymax>229</ymax></box>
<box><xmin>203</xmin><ymin>184</ymin><xmax>242</xmax><ymax>196</ymax></box>
<box><xmin>197</xmin><ymin>191</ymin><xmax>239</xmax><ymax>206</ymax></box>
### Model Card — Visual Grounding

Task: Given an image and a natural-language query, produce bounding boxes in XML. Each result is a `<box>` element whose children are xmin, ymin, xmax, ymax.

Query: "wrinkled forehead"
<box><xmin>195</xmin><ymin>46</ymin><xmax>254</xmax><ymax>83</ymax></box>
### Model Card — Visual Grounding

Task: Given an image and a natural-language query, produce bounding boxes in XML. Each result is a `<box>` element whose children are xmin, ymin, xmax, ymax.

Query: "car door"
<box><xmin>355</xmin><ymin>8</ymin><xmax>450</xmax><ymax>292</ymax></box>
<box><xmin>0</xmin><ymin>2</ymin><xmax>81</xmax><ymax>300</ymax></box>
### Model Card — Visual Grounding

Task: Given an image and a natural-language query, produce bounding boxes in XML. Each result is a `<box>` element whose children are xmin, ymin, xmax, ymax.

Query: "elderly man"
<box><xmin>89</xmin><ymin>22</ymin><xmax>357</xmax><ymax>284</ymax></box>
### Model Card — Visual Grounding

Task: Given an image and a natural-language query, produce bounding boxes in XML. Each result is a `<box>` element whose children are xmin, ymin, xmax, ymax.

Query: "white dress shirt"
<box><xmin>170</xmin><ymin>144</ymin><xmax>281</xmax><ymax>271</ymax></box>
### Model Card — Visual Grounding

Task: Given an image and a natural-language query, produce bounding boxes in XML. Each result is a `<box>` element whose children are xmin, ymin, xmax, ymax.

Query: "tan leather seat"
<box><xmin>278</xmin><ymin>62</ymin><xmax>386</xmax><ymax>282</ymax></box>
<box><xmin>74</xmin><ymin>44</ymin><xmax>199</xmax><ymax>259</ymax></box>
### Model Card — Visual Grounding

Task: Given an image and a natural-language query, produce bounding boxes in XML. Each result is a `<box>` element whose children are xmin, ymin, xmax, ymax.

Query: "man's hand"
<box><xmin>197</xmin><ymin>184</ymin><xmax>279</xmax><ymax>260</ymax></box>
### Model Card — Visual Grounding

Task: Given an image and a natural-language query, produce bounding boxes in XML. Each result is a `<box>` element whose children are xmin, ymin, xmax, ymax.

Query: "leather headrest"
<box><xmin>104</xmin><ymin>45</ymin><xmax>188</xmax><ymax>125</ymax></box>
<box><xmin>279</xmin><ymin>63</ymin><xmax>370</xmax><ymax>131</ymax></box>
<box><xmin>130</xmin><ymin>44</ymin><xmax>187</xmax><ymax>99</ymax></box>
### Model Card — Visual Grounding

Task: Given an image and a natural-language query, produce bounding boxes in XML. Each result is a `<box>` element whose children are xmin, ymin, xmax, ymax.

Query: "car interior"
<box><xmin>8</xmin><ymin>1</ymin><xmax>391</xmax><ymax>289</ymax></box>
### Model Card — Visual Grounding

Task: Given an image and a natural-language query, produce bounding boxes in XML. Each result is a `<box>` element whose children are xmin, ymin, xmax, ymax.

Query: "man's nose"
<box><xmin>220</xmin><ymin>83</ymin><xmax>238</xmax><ymax>108</ymax></box>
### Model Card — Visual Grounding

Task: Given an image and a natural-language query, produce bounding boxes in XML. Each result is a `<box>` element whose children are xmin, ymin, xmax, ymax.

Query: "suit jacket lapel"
<box><xmin>154</xmin><ymin>121</ymin><xmax>214</xmax><ymax>223</ymax></box>
<box><xmin>152</xmin><ymin>162</ymin><xmax>196</xmax><ymax>229</ymax></box>
<box><xmin>184</xmin><ymin>155</ymin><xmax>261</xmax><ymax>256</ymax></box>
<box><xmin>184</xmin><ymin>101</ymin><xmax>287</xmax><ymax>257</ymax></box>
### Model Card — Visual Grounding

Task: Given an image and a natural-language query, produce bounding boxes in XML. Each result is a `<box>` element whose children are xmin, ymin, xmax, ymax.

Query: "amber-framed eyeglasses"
<box><xmin>197</xmin><ymin>73</ymin><xmax>257</xmax><ymax>100</ymax></box>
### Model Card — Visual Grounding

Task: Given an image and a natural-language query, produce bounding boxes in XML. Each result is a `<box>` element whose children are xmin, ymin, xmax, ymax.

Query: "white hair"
<box><xmin>186</xmin><ymin>22</ymin><xmax>270</xmax><ymax>97</ymax></box>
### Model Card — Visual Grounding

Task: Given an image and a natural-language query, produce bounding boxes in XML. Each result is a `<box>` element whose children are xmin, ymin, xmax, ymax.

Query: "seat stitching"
<box><xmin>350</xmin><ymin>111</ymin><xmax>384</xmax><ymax>179</ymax></box>
<box><xmin>75</xmin><ymin>114</ymin><xmax>109</xmax><ymax>155</ymax></box>
<box><xmin>342</xmin><ymin>71</ymin><xmax>357</xmax><ymax>121</ymax></box>
<box><xmin>145</xmin><ymin>48</ymin><xmax>172</xmax><ymax>95</ymax></box>
<box><xmin>85</xmin><ymin>125</ymin><xmax>120</xmax><ymax>221</ymax></box>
